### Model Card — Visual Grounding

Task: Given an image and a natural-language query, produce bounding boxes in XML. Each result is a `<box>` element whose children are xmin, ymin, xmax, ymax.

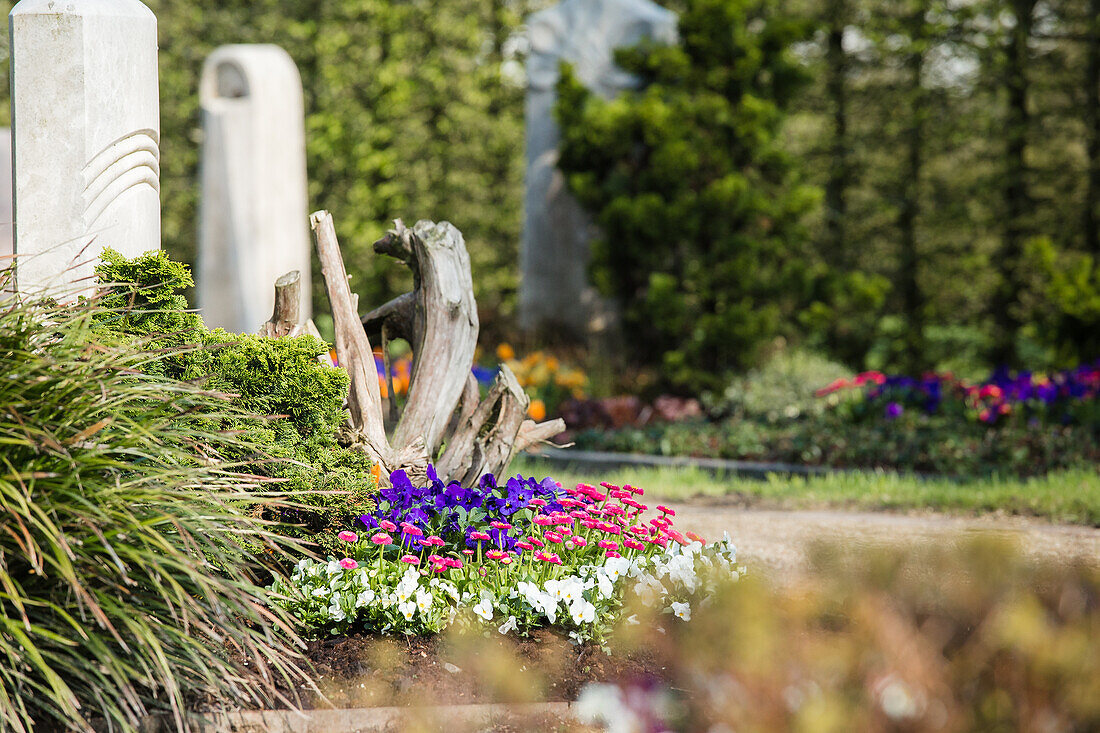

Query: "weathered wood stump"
<box><xmin>304</xmin><ymin>212</ymin><xmax>564</xmax><ymax>486</ymax></box>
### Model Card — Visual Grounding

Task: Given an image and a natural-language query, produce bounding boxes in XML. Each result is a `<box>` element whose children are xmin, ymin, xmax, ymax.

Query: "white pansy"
<box><xmin>569</xmin><ymin>598</ymin><xmax>596</xmax><ymax>624</ymax></box>
<box><xmin>544</xmin><ymin>579</ymin><xmax>566</xmax><ymax>600</ymax></box>
<box><xmin>670</xmin><ymin>601</ymin><xmax>691</xmax><ymax>621</ymax></box>
<box><xmin>497</xmin><ymin>615</ymin><xmax>518</xmax><ymax>635</ymax></box>
<box><xmin>558</xmin><ymin>577</ymin><xmax>585</xmax><ymax>604</ymax></box>
<box><xmin>327</xmin><ymin>603</ymin><xmax>346</xmax><ymax>622</ymax></box>
<box><xmin>326</xmin><ymin>560</ymin><xmax>342</xmax><ymax>574</ymax></box>
<box><xmin>633</xmin><ymin>574</ymin><xmax>665</xmax><ymax>607</ymax></box>
<box><xmin>398</xmin><ymin>600</ymin><xmax>416</xmax><ymax>621</ymax></box>
<box><xmin>311</xmin><ymin>587</ymin><xmax>329</xmax><ymax>598</ymax></box>
<box><xmin>515</xmin><ymin>581</ymin><xmax>558</xmax><ymax>623</ymax></box>
<box><xmin>416</xmin><ymin>589</ymin><xmax>433</xmax><ymax>613</ymax></box>
<box><xmin>355</xmin><ymin>589</ymin><xmax>376</xmax><ymax>608</ymax></box>
<box><xmin>602</xmin><ymin>556</ymin><xmax>630</xmax><ymax>581</ymax></box>
<box><xmin>473</xmin><ymin>598</ymin><xmax>494</xmax><ymax>621</ymax></box>
<box><xmin>517</xmin><ymin>581</ymin><xmax>542</xmax><ymax>608</ymax></box>
<box><xmin>596</xmin><ymin>572</ymin><xmax>614</xmax><ymax>599</ymax></box>
<box><xmin>538</xmin><ymin>593</ymin><xmax>558</xmax><ymax>624</ymax></box>
<box><xmin>665</xmin><ymin>554</ymin><xmax>698</xmax><ymax>591</ymax></box>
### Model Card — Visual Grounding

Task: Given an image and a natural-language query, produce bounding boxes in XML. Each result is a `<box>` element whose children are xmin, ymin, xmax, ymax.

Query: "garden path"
<box><xmin>669</xmin><ymin>503</ymin><xmax>1100</xmax><ymax>584</ymax></box>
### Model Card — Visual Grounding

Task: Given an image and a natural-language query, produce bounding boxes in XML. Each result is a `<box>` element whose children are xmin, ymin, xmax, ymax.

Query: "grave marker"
<box><xmin>1</xmin><ymin>129</ymin><xmax>12</xmax><ymax>272</ymax></box>
<box><xmin>198</xmin><ymin>44</ymin><xmax>311</xmax><ymax>332</ymax></box>
<box><xmin>520</xmin><ymin>0</ymin><xmax>676</xmax><ymax>335</ymax></box>
<box><xmin>9</xmin><ymin>0</ymin><xmax>160</xmax><ymax>295</ymax></box>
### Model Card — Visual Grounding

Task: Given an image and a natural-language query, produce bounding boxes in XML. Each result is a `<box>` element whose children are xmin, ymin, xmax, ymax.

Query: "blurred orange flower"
<box><xmin>527</xmin><ymin>399</ymin><xmax>547</xmax><ymax>421</ymax></box>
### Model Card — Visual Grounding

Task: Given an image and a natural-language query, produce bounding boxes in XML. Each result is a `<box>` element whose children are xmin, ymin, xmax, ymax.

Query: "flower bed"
<box><xmin>570</xmin><ymin>361</ymin><xmax>1100</xmax><ymax>477</ymax></box>
<box><xmin>271</xmin><ymin>469</ymin><xmax>740</xmax><ymax>645</ymax></box>
<box><xmin>817</xmin><ymin>361</ymin><xmax>1100</xmax><ymax>425</ymax></box>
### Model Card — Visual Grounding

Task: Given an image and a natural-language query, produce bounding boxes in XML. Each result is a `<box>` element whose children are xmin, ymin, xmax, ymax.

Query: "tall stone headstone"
<box><xmin>198</xmin><ymin>44</ymin><xmax>312</xmax><ymax>333</ymax></box>
<box><xmin>1</xmin><ymin>129</ymin><xmax>12</xmax><ymax>271</ymax></box>
<box><xmin>9</xmin><ymin>0</ymin><xmax>160</xmax><ymax>296</ymax></box>
<box><xmin>520</xmin><ymin>0</ymin><xmax>676</xmax><ymax>335</ymax></box>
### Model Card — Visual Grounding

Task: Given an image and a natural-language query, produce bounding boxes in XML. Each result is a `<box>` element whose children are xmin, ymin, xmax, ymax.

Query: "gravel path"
<box><xmin>670</xmin><ymin>503</ymin><xmax>1100</xmax><ymax>583</ymax></box>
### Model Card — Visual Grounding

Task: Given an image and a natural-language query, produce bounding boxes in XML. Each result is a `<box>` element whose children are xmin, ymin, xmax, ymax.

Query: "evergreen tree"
<box><xmin>555</xmin><ymin>0</ymin><xmax>821</xmax><ymax>392</ymax></box>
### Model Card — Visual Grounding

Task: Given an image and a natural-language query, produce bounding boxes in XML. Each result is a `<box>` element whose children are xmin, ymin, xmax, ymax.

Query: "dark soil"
<box><xmin>282</xmin><ymin>630</ymin><xmax>662</xmax><ymax>709</ymax></box>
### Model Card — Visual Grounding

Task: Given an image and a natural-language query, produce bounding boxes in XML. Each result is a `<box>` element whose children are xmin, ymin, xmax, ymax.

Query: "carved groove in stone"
<box><xmin>82</xmin><ymin>129</ymin><xmax>161</xmax><ymax>223</ymax></box>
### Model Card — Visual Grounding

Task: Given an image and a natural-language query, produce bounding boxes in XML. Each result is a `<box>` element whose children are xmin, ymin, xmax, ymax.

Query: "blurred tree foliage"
<box><xmin>785</xmin><ymin>0</ymin><xmax>1100</xmax><ymax>370</ymax></box>
<box><xmin>147</xmin><ymin>0</ymin><xmax>534</xmax><ymax>337</ymax></box>
<box><xmin>1</xmin><ymin>0</ymin><xmax>1098</xmax><ymax>381</ymax></box>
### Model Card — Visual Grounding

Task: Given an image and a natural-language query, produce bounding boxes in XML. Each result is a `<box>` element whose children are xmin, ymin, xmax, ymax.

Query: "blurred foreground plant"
<box><xmin>0</xmin><ymin>287</ymin><xmax>311</xmax><ymax>732</ymax></box>
<box><xmin>587</xmin><ymin>539</ymin><xmax>1100</xmax><ymax>732</ymax></box>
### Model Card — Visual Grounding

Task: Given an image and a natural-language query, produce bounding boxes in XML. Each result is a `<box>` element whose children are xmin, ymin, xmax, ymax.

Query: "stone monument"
<box><xmin>198</xmin><ymin>44</ymin><xmax>312</xmax><ymax>333</ymax></box>
<box><xmin>1</xmin><ymin>129</ymin><xmax>12</xmax><ymax>270</ymax></box>
<box><xmin>9</xmin><ymin>0</ymin><xmax>160</xmax><ymax>296</ymax></box>
<box><xmin>520</xmin><ymin>0</ymin><xmax>676</xmax><ymax>335</ymax></box>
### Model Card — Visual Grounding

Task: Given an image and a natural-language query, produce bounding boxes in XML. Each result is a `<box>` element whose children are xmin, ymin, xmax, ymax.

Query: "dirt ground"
<box><xmin>279</xmin><ymin>630</ymin><xmax>659</xmax><ymax>710</ymax></box>
<box><xmin>672</xmin><ymin>501</ymin><xmax>1100</xmax><ymax>583</ymax></box>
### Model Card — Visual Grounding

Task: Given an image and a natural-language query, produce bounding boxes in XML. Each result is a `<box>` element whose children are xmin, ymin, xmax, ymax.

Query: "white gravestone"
<box><xmin>9</xmin><ymin>0</ymin><xmax>160</xmax><ymax>296</ymax></box>
<box><xmin>1</xmin><ymin>129</ymin><xmax>12</xmax><ymax>272</ymax></box>
<box><xmin>520</xmin><ymin>0</ymin><xmax>676</xmax><ymax>335</ymax></box>
<box><xmin>198</xmin><ymin>44</ymin><xmax>312</xmax><ymax>333</ymax></box>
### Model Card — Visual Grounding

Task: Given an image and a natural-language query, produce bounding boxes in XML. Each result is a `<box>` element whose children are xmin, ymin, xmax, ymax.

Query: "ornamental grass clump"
<box><xmin>0</xmin><ymin>290</ymin><xmax>310</xmax><ymax>732</ymax></box>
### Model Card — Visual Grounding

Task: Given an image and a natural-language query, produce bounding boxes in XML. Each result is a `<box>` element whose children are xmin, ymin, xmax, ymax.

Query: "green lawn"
<box><xmin>510</xmin><ymin>457</ymin><xmax>1100</xmax><ymax>525</ymax></box>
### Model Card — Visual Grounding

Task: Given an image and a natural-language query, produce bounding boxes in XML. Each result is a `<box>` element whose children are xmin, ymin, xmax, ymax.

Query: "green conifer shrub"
<box><xmin>555</xmin><ymin>0</ymin><xmax>823</xmax><ymax>392</ymax></box>
<box><xmin>93</xmin><ymin>249</ymin><xmax>375</xmax><ymax>551</ymax></box>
